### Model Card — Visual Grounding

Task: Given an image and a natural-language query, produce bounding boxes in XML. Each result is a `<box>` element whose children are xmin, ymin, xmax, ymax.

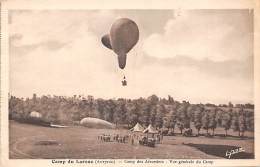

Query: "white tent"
<box><xmin>29</xmin><ymin>111</ymin><xmax>42</xmax><ymax>118</ymax></box>
<box><xmin>130</xmin><ymin>122</ymin><xmax>144</xmax><ymax>132</ymax></box>
<box><xmin>143</xmin><ymin>124</ymin><xmax>158</xmax><ymax>134</ymax></box>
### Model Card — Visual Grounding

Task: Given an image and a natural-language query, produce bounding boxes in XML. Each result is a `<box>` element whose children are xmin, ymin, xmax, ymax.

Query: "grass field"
<box><xmin>9</xmin><ymin>121</ymin><xmax>254</xmax><ymax>159</ymax></box>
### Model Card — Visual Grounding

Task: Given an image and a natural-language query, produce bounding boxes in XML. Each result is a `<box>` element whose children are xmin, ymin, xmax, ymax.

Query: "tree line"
<box><xmin>9</xmin><ymin>94</ymin><xmax>254</xmax><ymax>137</ymax></box>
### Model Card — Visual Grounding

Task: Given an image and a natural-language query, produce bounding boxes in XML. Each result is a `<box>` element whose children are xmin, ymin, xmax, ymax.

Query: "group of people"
<box><xmin>97</xmin><ymin>134</ymin><xmax>129</xmax><ymax>143</ymax></box>
<box><xmin>98</xmin><ymin>134</ymin><xmax>112</xmax><ymax>142</ymax></box>
<box><xmin>97</xmin><ymin>133</ymin><xmax>163</xmax><ymax>146</ymax></box>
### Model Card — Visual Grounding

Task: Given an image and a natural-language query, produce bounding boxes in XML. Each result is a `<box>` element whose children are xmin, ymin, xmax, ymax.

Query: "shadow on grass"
<box><xmin>184</xmin><ymin>143</ymin><xmax>254</xmax><ymax>159</ymax></box>
<box><xmin>168</xmin><ymin>133</ymin><xmax>254</xmax><ymax>140</ymax></box>
<box><xmin>213</xmin><ymin>134</ymin><xmax>254</xmax><ymax>140</ymax></box>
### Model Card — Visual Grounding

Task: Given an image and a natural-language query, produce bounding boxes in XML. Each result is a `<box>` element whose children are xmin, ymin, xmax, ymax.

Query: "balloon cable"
<box><xmin>122</xmin><ymin>71</ymin><xmax>126</xmax><ymax>80</ymax></box>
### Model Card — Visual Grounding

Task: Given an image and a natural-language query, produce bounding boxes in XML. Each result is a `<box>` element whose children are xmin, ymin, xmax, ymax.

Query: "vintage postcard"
<box><xmin>1</xmin><ymin>0</ymin><xmax>260</xmax><ymax>167</ymax></box>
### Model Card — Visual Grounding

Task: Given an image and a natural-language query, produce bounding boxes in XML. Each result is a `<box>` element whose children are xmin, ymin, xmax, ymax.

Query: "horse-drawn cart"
<box><xmin>139</xmin><ymin>136</ymin><xmax>156</xmax><ymax>147</ymax></box>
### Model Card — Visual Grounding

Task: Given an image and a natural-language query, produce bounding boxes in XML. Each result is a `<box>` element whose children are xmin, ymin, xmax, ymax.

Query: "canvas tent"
<box><xmin>27</xmin><ymin>111</ymin><xmax>50</xmax><ymax>126</ymax></box>
<box><xmin>143</xmin><ymin>124</ymin><xmax>158</xmax><ymax>134</ymax></box>
<box><xmin>130</xmin><ymin>122</ymin><xmax>144</xmax><ymax>132</ymax></box>
<box><xmin>29</xmin><ymin>111</ymin><xmax>42</xmax><ymax>118</ymax></box>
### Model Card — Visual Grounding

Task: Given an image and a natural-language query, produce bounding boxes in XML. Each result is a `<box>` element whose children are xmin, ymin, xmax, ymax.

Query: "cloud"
<box><xmin>137</xmin><ymin>54</ymin><xmax>253</xmax><ymax>80</ymax></box>
<box><xmin>129</xmin><ymin>53</ymin><xmax>253</xmax><ymax>104</ymax></box>
<box><xmin>9</xmin><ymin>10</ymin><xmax>253</xmax><ymax>104</ymax></box>
<box><xmin>131</xmin><ymin>63</ymin><xmax>253</xmax><ymax>104</ymax></box>
<box><xmin>9</xmin><ymin>10</ymin><xmax>118</xmax><ymax>46</ymax></box>
<box><xmin>134</xmin><ymin>10</ymin><xmax>253</xmax><ymax>103</ymax></box>
<box><xmin>142</xmin><ymin>10</ymin><xmax>253</xmax><ymax>61</ymax></box>
<box><xmin>9</xmin><ymin>10</ymin><xmax>123</xmax><ymax>98</ymax></box>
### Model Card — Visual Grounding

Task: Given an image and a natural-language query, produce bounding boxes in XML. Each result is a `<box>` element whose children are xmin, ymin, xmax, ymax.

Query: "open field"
<box><xmin>9</xmin><ymin>121</ymin><xmax>254</xmax><ymax>159</ymax></box>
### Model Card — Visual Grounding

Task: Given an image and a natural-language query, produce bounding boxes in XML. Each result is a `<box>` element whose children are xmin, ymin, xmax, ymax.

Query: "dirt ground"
<box><xmin>9</xmin><ymin>121</ymin><xmax>254</xmax><ymax>159</ymax></box>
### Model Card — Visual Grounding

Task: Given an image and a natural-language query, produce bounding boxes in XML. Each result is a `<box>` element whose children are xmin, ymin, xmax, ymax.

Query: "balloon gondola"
<box><xmin>122</xmin><ymin>76</ymin><xmax>127</xmax><ymax>86</ymax></box>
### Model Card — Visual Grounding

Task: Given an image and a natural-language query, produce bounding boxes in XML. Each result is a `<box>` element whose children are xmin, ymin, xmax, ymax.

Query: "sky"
<box><xmin>9</xmin><ymin>9</ymin><xmax>254</xmax><ymax>104</ymax></box>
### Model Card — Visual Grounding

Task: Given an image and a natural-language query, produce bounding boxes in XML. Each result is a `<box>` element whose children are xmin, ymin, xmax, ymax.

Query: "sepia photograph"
<box><xmin>6</xmin><ymin>9</ymin><xmax>255</xmax><ymax>160</ymax></box>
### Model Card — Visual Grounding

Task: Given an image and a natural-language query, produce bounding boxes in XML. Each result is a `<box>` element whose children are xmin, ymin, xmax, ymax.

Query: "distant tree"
<box><xmin>139</xmin><ymin>100</ymin><xmax>150</xmax><ymax>126</ymax></box>
<box><xmin>77</xmin><ymin>99</ymin><xmax>88</xmax><ymax>118</ymax></box>
<box><xmin>163</xmin><ymin>105</ymin><xmax>177</xmax><ymax>134</ymax></box>
<box><xmin>215</xmin><ymin>108</ymin><xmax>223</xmax><ymax>127</ymax></box>
<box><xmin>159</xmin><ymin>98</ymin><xmax>168</xmax><ymax>105</ymax></box>
<box><xmin>244</xmin><ymin>103</ymin><xmax>254</xmax><ymax>109</ymax></box>
<box><xmin>219</xmin><ymin>104</ymin><xmax>228</xmax><ymax>107</ymax></box>
<box><xmin>177</xmin><ymin>121</ymin><xmax>184</xmax><ymax>134</ymax></box>
<box><xmin>205</xmin><ymin>103</ymin><xmax>216</xmax><ymax>107</ymax></box>
<box><xmin>238</xmin><ymin>113</ymin><xmax>246</xmax><ymax>137</ymax></box>
<box><xmin>87</xmin><ymin>96</ymin><xmax>95</xmax><ymax>117</ymax></box>
<box><xmin>208</xmin><ymin>110</ymin><xmax>217</xmax><ymax>136</ymax></box>
<box><xmin>96</xmin><ymin>99</ymin><xmax>105</xmax><ymax>120</ymax></box>
<box><xmin>113</xmin><ymin>99</ymin><xmax>127</xmax><ymax>127</ymax></box>
<box><xmin>103</xmin><ymin>99</ymin><xmax>117</xmax><ymax>122</ymax></box>
<box><xmin>148</xmin><ymin>94</ymin><xmax>159</xmax><ymax>105</ymax></box>
<box><xmin>231</xmin><ymin>112</ymin><xmax>239</xmax><ymax>136</ymax></box>
<box><xmin>186</xmin><ymin>105</ymin><xmax>195</xmax><ymax>122</ymax></box>
<box><xmin>168</xmin><ymin>95</ymin><xmax>174</xmax><ymax>104</ymax></box>
<box><xmin>245</xmin><ymin>111</ymin><xmax>254</xmax><ymax>131</ymax></box>
<box><xmin>155</xmin><ymin>113</ymin><xmax>164</xmax><ymax>129</ymax></box>
<box><xmin>169</xmin><ymin>113</ymin><xmax>177</xmax><ymax>134</ymax></box>
<box><xmin>194</xmin><ymin>107</ymin><xmax>203</xmax><ymax>135</ymax></box>
<box><xmin>176</xmin><ymin>101</ymin><xmax>190</xmax><ymax>134</ymax></box>
<box><xmin>228</xmin><ymin>102</ymin><xmax>234</xmax><ymax>108</ymax></box>
<box><xmin>163</xmin><ymin>116</ymin><xmax>171</xmax><ymax>130</ymax></box>
<box><xmin>235</xmin><ymin>104</ymin><xmax>242</xmax><ymax>108</ymax></box>
<box><xmin>221</xmin><ymin>110</ymin><xmax>232</xmax><ymax>136</ymax></box>
<box><xmin>9</xmin><ymin>97</ymin><xmax>25</xmax><ymax>120</ymax></box>
<box><xmin>149</xmin><ymin>105</ymin><xmax>157</xmax><ymax>126</ymax></box>
<box><xmin>33</xmin><ymin>93</ymin><xmax>37</xmax><ymax>104</ymax></box>
<box><xmin>125</xmin><ymin>101</ymin><xmax>139</xmax><ymax>127</ymax></box>
<box><xmin>155</xmin><ymin>104</ymin><xmax>165</xmax><ymax>129</ymax></box>
<box><xmin>202</xmin><ymin>111</ymin><xmax>210</xmax><ymax>135</ymax></box>
<box><xmin>8</xmin><ymin>93</ymin><xmax>254</xmax><ymax>133</ymax></box>
<box><xmin>45</xmin><ymin>108</ymin><xmax>59</xmax><ymax>123</ymax></box>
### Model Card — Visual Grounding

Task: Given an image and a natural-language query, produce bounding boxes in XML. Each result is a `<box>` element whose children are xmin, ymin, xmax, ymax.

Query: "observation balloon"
<box><xmin>101</xmin><ymin>18</ymin><xmax>139</xmax><ymax>69</ymax></box>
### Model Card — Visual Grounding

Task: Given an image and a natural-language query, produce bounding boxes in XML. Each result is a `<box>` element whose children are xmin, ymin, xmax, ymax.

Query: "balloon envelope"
<box><xmin>110</xmin><ymin>18</ymin><xmax>139</xmax><ymax>55</ymax></box>
<box><xmin>118</xmin><ymin>54</ymin><xmax>127</xmax><ymax>69</ymax></box>
<box><xmin>101</xmin><ymin>18</ymin><xmax>139</xmax><ymax>69</ymax></box>
<box><xmin>80</xmin><ymin>117</ymin><xmax>115</xmax><ymax>129</ymax></box>
<box><xmin>101</xmin><ymin>34</ymin><xmax>112</xmax><ymax>50</ymax></box>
